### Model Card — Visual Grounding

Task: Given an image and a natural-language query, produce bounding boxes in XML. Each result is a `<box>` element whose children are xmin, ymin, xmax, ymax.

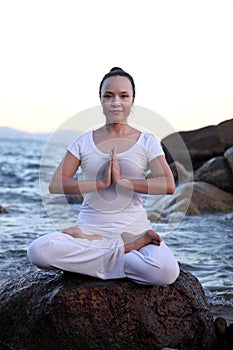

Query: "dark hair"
<box><xmin>99</xmin><ymin>67</ymin><xmax>135</xmax><ymax>98</ymax></box>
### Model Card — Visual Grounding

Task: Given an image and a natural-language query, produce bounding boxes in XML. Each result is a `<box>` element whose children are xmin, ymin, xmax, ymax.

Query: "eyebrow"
<box><xmin>103</xmin><ymin>90</ymin><xmax>130</xmax><ymax>94</ymax></box>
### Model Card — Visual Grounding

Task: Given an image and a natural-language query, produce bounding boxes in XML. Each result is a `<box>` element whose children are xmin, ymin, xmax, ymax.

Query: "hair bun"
<box><xmin>110</xmin><ymin>67</ymin><xmax>124</xmax><ymax>73</ymax></box>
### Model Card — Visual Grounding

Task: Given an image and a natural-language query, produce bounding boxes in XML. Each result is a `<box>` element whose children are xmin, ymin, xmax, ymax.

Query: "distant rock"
<box><xmin>183</xmin><ymin>182</ymin><xmax>233</xmax><ymax>215</ymax></box>
<box><xmin>169</xmin><ymin>161</ymin><xmax>192</xmax><ymax>184</ymax></box>
<box><xmin>0</xmin><ymin>269</ymin><xmax>216</xmax><ymax>350</ymax></box>
<box><xmin>216</xmin><ymin>118</ymin><xmax>233</xmax><ymax>149</ymax></box>
<box><xmin>154</xmin><ymin>119</ymin><xmax>233</xmax><ymax>218</ymax></box>
<box><xmin>0</xmin><ymin>204</ymin><xmax>7</xmax><ymax>214</ymax></box>
<box><xmin>147</xmin><ymin>182</ymin><xmax>233</xmax><ymax>219</ymax></box>
<box><xmin>224</xmin><ymin>146</ymin><xmax>233</xmax><ymax>174</ymax></box>
<box><xmin>195</xmin><ymin>156</ymin><xmax>233</xmax><ymax>193</ymax></box>
<box><xmin>162</xmin><ymin>118</ymin><xmax>233</xmax><ymax>170</ymax></box>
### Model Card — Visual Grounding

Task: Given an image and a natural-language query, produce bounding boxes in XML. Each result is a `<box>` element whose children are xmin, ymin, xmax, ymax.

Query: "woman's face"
<box><xmin>100</xmin><ymin>76</ymin><xmax>134</xmax><ymax>124</ymax></box>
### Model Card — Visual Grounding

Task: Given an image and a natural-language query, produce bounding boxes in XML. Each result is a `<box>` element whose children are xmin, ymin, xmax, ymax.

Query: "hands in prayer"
<box><xmin>102</xmin><ymin>146</ymin><xmax>122</xmax><ymax>187</ymax></box>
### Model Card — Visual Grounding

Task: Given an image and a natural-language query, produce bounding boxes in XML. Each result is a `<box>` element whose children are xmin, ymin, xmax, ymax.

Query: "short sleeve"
<box><xmin>67</xmin><ymin>131</ymin><xmax>91</xmax><ymax>160</ymax></box>
<box><xmin>67</xmin><ymin>137</ymin><xmax>81</xmax><ymax>160</ymax></box>
<box><xmin>142</xmin><ymin>132</ymin><xmax>164</xmax><ymax>162</ymax></box>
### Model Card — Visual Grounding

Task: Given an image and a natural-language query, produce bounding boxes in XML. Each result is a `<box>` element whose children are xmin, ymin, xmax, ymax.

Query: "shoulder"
<box><xmin>139</xmin><ymin>132</ymin><xmax>164</xmax><ymax>159</ymax></box>
<box><xmin>67</xmin><ymin>130</ymin><xmax>93</xmax><ymax>158</ymax></box>
<box><xmin>72</xmin><ymin>130</ymin><xmax>92</xmax><ymax>144</ymax></box>
<box><xmin>140</xmin><ymin>131</ymin><xmax>161</xmax><ymax>145</ymax></box>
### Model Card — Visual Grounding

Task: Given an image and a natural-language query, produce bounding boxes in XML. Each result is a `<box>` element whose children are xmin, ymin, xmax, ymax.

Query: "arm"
<box><xmin>49</xmin><ymin>151</ymin><xmax>112</xmax><ymax>194</ymax></box>
<box><xmin>114</xmin><ymin>154</ymin><xmax>175</xmax><ymax>195</ymax></box>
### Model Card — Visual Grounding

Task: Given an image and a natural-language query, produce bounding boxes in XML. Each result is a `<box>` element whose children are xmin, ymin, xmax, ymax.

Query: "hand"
<box><xmin>111</xmin><ymin>146</ymin><xmax>122</xmax><ymax>184</ymax></box>
<box><xmin>98</xmin><ymin>151</ymin><xmax>112</xmax><ymax>190</ymax></box>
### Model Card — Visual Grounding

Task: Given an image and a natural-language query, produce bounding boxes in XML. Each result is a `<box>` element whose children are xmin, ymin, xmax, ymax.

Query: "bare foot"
<box><xmin>146</xmin><ymin>229</ymin><xmax>162</xmax><ymax>246</ymax></box>
<box><xmin>62</xmin><ymin>226</ymin><xmax>101</xmax><ymax>241</ymax></box>
<box><xmin>122</xmin><ymin>229</ymin><xmax>162</xmax><ymax>253</ymax></box>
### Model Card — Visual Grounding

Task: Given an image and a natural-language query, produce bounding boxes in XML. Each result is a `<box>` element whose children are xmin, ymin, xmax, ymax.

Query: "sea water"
<box><xmin>0</xmin><ymin>139</ymin><xmax>232</xmax><ymax>324</ymax></box>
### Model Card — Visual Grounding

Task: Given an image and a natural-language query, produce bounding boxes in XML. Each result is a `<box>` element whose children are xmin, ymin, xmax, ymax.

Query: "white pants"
<box><xmin>27</xmin><ymin>233</ymin><xmax>179</xmax><ymax>286</ymax></box>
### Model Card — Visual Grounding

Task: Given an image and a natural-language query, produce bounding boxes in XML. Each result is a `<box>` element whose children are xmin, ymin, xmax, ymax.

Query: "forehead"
<box><xmin>101</xmin><ymin>75</ymin><xmax>132</xmax><ymax>93</ymax></box>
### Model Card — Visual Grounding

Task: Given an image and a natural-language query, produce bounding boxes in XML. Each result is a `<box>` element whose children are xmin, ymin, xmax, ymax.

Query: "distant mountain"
<box><xmin>0</xmin><ymin>127</ymin><xmax>51</xmax><ymax>141</ymax></box>
<box><xmin>0</xmin><ymin>126</ymin><xmax>81</xmax><ymax>144</ymax></box>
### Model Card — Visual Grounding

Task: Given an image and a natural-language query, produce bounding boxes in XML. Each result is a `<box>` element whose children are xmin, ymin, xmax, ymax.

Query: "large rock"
<box><xmin>195</xmin><ymin>156</ymin><xmax>233</xmax><ymax>193</ymax></box>
<box><xmin>182</xmin><ymin>182</ymin><xmax>233</xmax><ymax>214</ymax></box>
<box><xmin>147</xmin><ymin>181</ymin><xmax>233</xmax><ymax>220</ymax></box>
<box><xmin>224</xmin><ymin>146</ymin><xmax>233</xmax><ymax>174</ymax></box>
<box><xmin>216</xmin><ymin>119</ymin><xmax>233</xmax><ymax>149</ymax></box>
<box><xmin>162</xmin><ymin>118</ymin><xmax>233</xmax><ymax>170</ymax></box>
<box><xmin>0</xmin><ymin>269</ymin><xmax>216</xmax><ymax>350</ymax></box>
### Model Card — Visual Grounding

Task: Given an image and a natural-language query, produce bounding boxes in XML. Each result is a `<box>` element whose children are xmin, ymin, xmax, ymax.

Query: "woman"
<box><xmin>28</xmin><ymin>67</ymin><xmax>179</xmax><ymax>285</ymax></box>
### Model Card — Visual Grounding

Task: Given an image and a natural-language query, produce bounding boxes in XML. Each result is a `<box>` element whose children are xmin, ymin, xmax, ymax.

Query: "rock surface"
<box><xmin>154</xmin><ymin>119</ymin><xmax>233</xmax><ymax>218</ymax></box>
<box><xmin>0</xmin><ymin>269</ymin><xmax>216</xmax><ymax>350</ymax></box>
<box><xmin>162</xmin><ymin>118</ymin><xmax>233</xmax><ymax>170</ymax></box>
<box><xmin>147</xmin><ymin>181</ymin><xmax>233</xmax><ymax>220</ymax></box>
<box><xmin>0</xmin><ymin>204</ymin><xmax>7</xmax><ymax>214</ymax></box>
<box><xmin>195</xmin><ymin>156</ymin><xmax>233</xmax><ymax>193</ymax></box>
<box><xmin>224</xmin><ymin>146</ymin><xmax>233</xmax><ymax>174</ymax></box>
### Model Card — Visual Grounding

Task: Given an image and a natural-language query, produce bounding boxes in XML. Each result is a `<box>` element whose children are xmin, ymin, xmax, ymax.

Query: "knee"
<box><xmin>27</xmin><ymin>240</ymin><xmax>43</xmax><ymax>267</ymax></box>
<box><xmin>157</xmin><ymin>262</ymin><xmax>180</xmax><ymax>286</ymax></box>
<box><xmin>27</xmin><ymin>239</ymin><xmax>51</xmax><ymax>269</ymax></box>
<box><xmin>27</xmin><ymin>240</ymin><xmax>38</xmax><ymax>265</ymax></box>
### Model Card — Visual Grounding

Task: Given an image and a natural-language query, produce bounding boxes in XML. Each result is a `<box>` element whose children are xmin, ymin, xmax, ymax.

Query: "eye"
<box><xmin>121</xmin><ymin>94</ymin><xmax>130</xmax><ymax>99</ymax></box>
<box><xmin>103</xmin><ymin>93</ymin><xmax>112</xmax><ymax>99</ymax></box>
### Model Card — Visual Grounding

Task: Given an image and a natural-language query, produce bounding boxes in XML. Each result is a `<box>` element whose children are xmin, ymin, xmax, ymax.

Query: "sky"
<box><xmin>0</xmin><ymin>0</ymin><xmax>233</xmax><ymax>136</ymax></box>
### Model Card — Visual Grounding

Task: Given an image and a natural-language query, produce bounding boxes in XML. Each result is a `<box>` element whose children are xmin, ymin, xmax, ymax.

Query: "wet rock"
<box><xmin>169</xmin><ymin>161</ymin><xmax>192</xmax><ymax>184</ymax></box>
<box><xmin>215</xmin><ymin>318</ymin><xmax>233</xmax><ymax>350</ymax></box>
<box><xmin>0</xmin><ymin>204</ymin><xmax>7</xmax><ymax>214</ymax></box>
<box><xmin>195</xmin><ymin>156</ymin><xmax>233</xmax><ymax>193</ymax></box>
<box><xmin>215</xmin><ymin>317</ymin><xmax>228</xmax><ymax>349</ymax></box>
<box><xmin>147</xmin><ymin>182</ymin><xmax>233</xmax><ymax>218</ymax></box>
<box><xmin>226</xmin><ymin>323</ymin><xmax>233</xmax><ymax>349</ymax></box>
<box><xmin>0</xmin><ymin>269</ymin><xmax>216</xmax><ymax>350</ymax></box>
<box><xmin>224</xmin><ymin>146</ymin><xmax>233</xmax><ymax>174</ymax></box>
<box><xmin>184</xmin><ymin>182</ymin><xmax>233</xmax><ymax>215</ymax></box>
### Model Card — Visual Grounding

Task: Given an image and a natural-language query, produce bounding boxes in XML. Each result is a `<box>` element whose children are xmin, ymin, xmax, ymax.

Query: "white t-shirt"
<box><xmin>68</xmin><ymin>130</ymin><xmax>164</xmax><ymax>237</ymax></box>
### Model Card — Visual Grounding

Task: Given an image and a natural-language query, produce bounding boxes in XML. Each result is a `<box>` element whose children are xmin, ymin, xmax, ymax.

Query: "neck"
<box><xmin>104</xmin><ymin>122</ymin><xmax>130</xmax><ymax>135</ymax></box>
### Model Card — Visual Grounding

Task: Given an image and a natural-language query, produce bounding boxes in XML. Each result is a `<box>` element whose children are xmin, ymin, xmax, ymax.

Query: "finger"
<box><xmin>112</xmin><ymin>146</ymin><xmax>117</xmax><ymax>159</ymax></box>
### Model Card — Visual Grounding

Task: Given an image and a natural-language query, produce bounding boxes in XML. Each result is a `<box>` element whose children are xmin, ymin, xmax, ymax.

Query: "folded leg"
<box><xmin>27</xmin><ymin>232</ymin><xmax>126</xmax><ymax>279</ymax></box>
<box><xmin>124</xmin><ymin>242</ymin><xmax>179</xmax><ymax>286</ymax></box>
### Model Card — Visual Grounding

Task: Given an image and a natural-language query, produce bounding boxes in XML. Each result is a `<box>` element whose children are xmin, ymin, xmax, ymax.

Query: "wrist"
<box><xmin>96</xmin><ymin>179</ymin><xmax>106</xmax><ymax>191</ymax></box>
<box><xmin>117</xmin><ymin>178</ymin><xmax>133</xmax><ymax>191</ymax></box>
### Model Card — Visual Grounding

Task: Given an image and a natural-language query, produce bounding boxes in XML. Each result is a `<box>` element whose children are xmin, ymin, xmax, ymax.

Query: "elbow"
<box><xmin>49</xmin><ymin>176</ymin><xmax>58</xmax><ymax>194</ymax></box>
<box><xmin>167</xmin><ymin>185</ymin><xmax>175</xmax><ymax>195</ymax></box>
<box><xmin>49</xmin><ymin>182</ymin><xmax>55</xmax><ymax>194</ymax></box>
<box><xmin>166</xmin><ymin>180</ymin><xmax>176</xmax><ymax>195</ymax></box>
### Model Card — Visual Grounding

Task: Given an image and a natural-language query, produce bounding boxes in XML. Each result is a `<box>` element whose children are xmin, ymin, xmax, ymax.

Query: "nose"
<box><xmin>111</xmin><ymin>96</ymin><xmax>121</xmax><ymax>106</ymax></box>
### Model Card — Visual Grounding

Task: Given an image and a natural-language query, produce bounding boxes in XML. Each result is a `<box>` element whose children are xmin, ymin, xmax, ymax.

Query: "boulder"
<box><xmin>0</xmin><ymin>269</ymin><xmax>216</xmax><ymax>350</ymax></box>
<box><xmin>169</xmin><ymin>161</ymin><xmax>192</xmax><ymax>184</ymax></box>
<box><xmin>185</xmin><ymin>182</ymin><xmax>233</xmax><ymax>214</ymax></box>
<box><xmin>147</xmin><ymin>182</ymin><xmax>233</xmax><ymax>219</ymax></box>
<box><xmin>195</xmin><ymin>156</ymin><xmax>233</xmax><ymax>193</ymax></box>
<box><xmin>216</xmin><ymin>119</ymin><xmax>233</xmax><ymax>150</ymax></box>
<box><xmin>215</xmin><ymin>317</ymin><xmax>233</xmax><ymax>350</ymax></box>
<box><xmin>224</xmin><ymin>146</ymin><xmax>233</xmax><ymax>174</ymax></box>
<box><xmin>162</xmin><ymin>118</ymin><xmax>233</xmax><ymax>170</ymax></box>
